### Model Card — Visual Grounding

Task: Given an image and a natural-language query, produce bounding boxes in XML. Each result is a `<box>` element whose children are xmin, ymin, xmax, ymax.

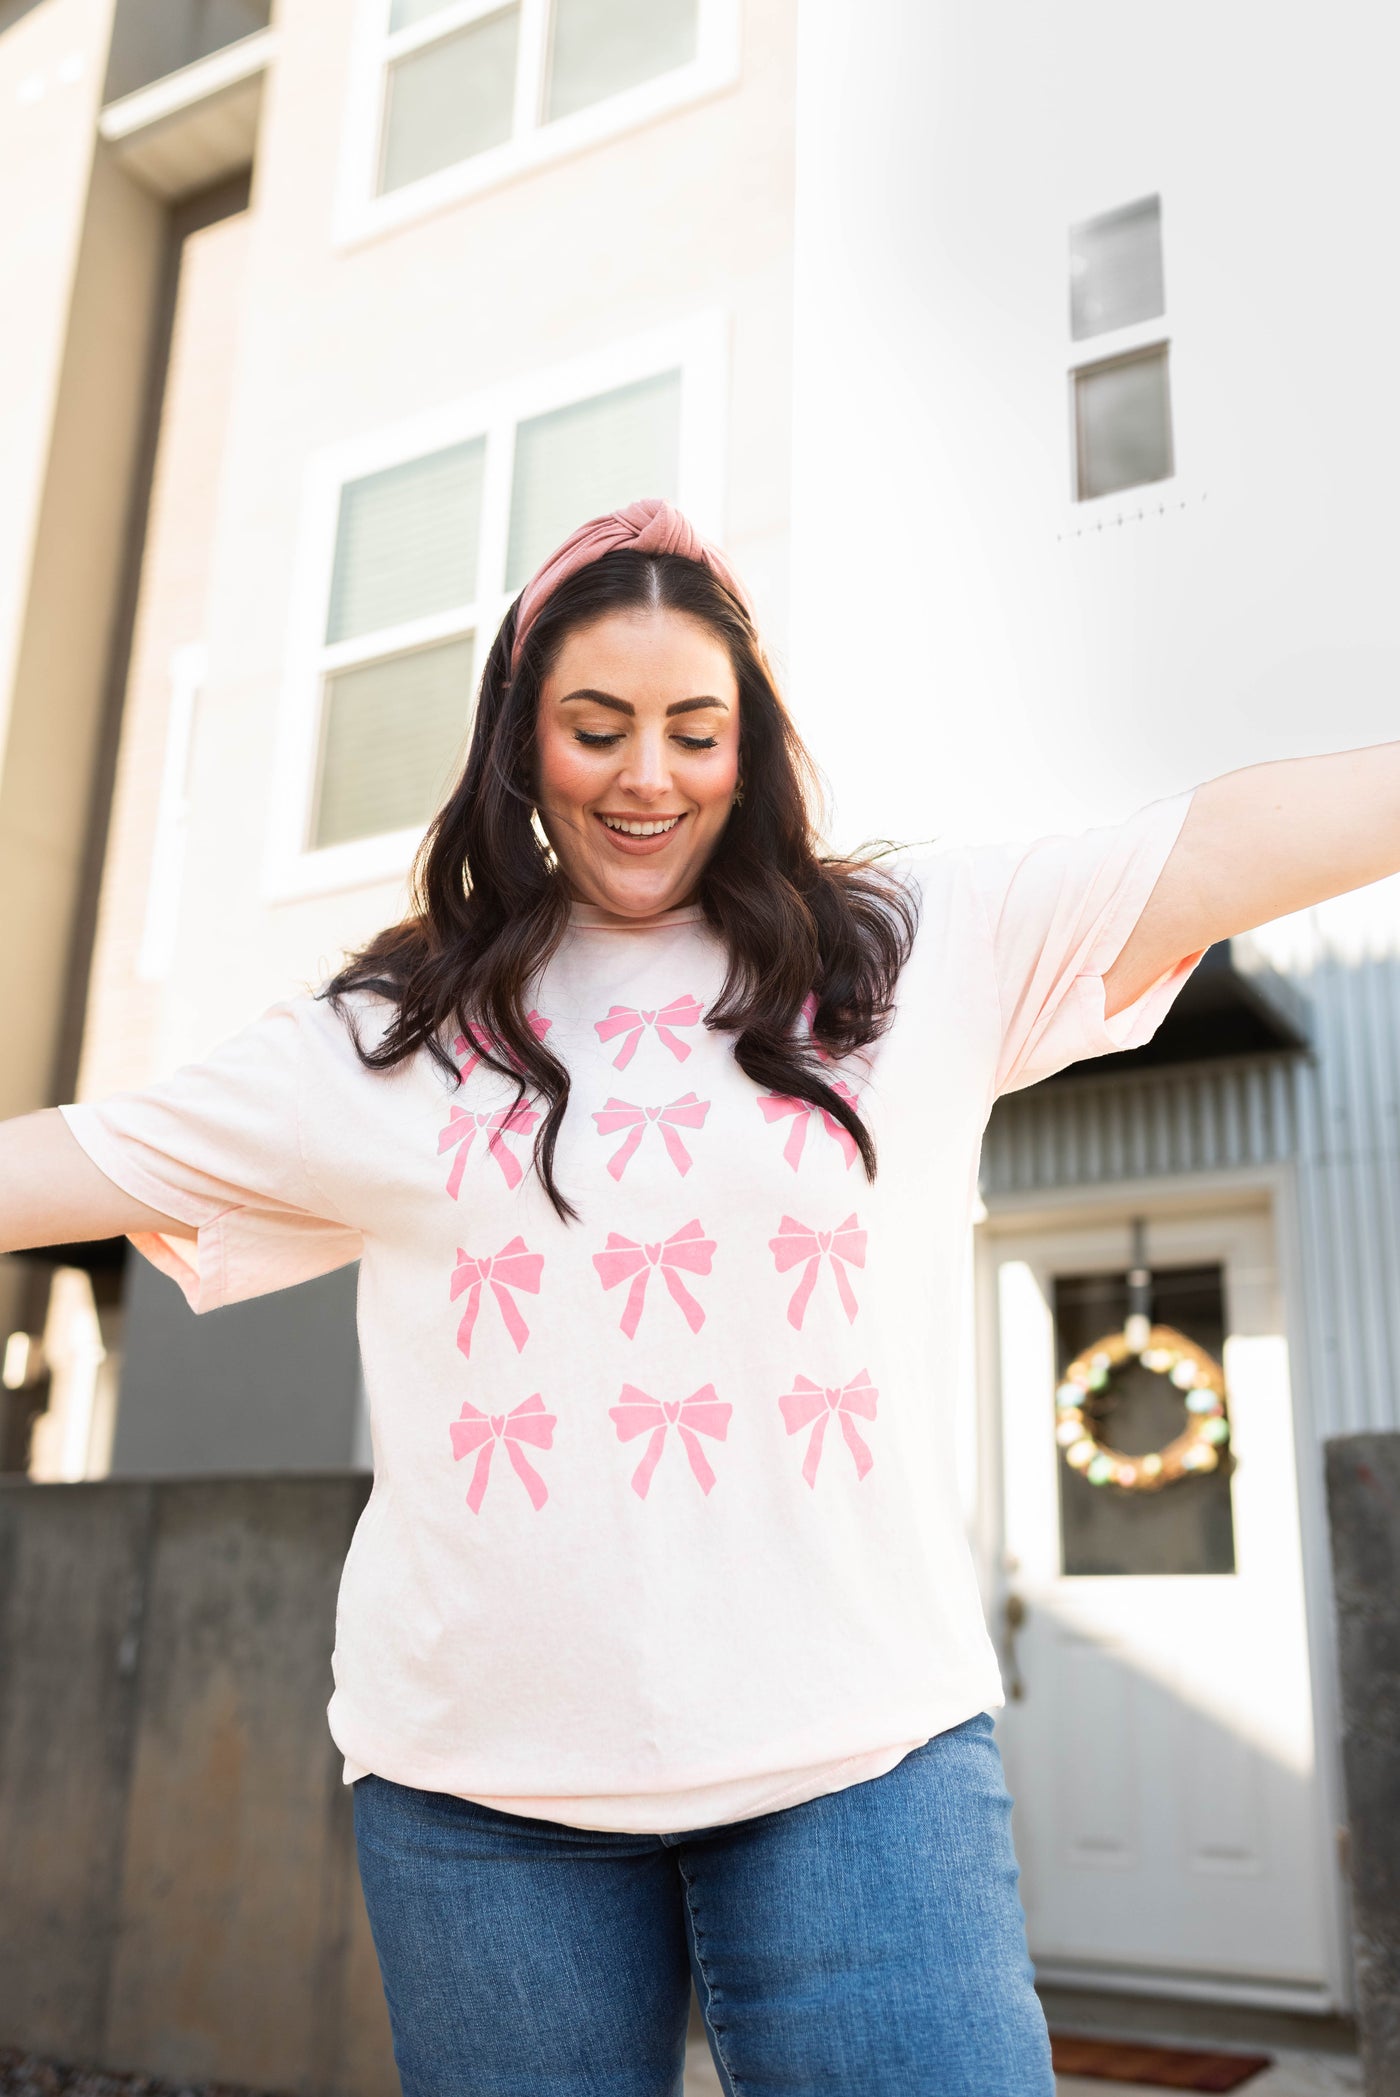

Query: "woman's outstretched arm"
<box><xmin>0</xmin><ymin>1110</ymin><xmax>187</xmax><ymax>1255</ymax></box>
<box><xmin>1104</xmin><ymin>740</ymin><xmax>1400</xmax><ymax>1018</ymax></box>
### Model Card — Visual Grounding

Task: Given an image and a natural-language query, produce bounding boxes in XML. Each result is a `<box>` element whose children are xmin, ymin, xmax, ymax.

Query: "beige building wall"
<box><xmin>0</xmin><ymin>0</ymin><xmax>113</xmax><ymax>757</ymax></box>
<box><xmin>78</xmin><ymin>205</ymin><xmax>253</xmax><ymax>1098</ymax></box>
<box><xmin>0</xmin><ymin>0</ymin><xmax>165</xmax><ymax>1379</ymax></box>
<box><xmin>75</xmin><ymin>0</ymin><xmax>799</xmax><ymax>1099</ymax></box>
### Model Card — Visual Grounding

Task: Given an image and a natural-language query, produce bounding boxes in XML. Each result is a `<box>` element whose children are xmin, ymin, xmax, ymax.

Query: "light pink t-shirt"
<box><xmin>59</xmin><ymin>791</ymin><xmax>1202</xmax><ymax>1832</ymax></box>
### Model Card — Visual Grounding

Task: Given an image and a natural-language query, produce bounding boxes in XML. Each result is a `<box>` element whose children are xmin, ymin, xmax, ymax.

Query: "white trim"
<box><xmin>1027</xmin><ymin>1961</ymin><xmax>1339</xmax><ymax>2016</ymax></box>
<box><xmin>332</xmin><ymin>0</ymin><xmax>742</xmax><ymax>252</ymax></box>
<box><xmin>262</xmin><ymin>309</ymin><xmax>731</xmax><ymax>905</ymax></box>
<box><xmin>977</xmin><ymin>1161</ymin><xmax>1353</xmax><ymax>2014</ymax></box>
<box><xmin>137</xmin><ymin>643</ymin><xmax>207</xmax><ymax>983</ymax></box>
<box><xmin>321</xmin><ymin>605</ymin><xmax>481</xmax><ymax>676</ymax></box>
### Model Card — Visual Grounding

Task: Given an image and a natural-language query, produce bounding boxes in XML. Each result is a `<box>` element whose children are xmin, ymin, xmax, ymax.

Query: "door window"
<box><xmin>1052</xmin><ymin>1263</ymin><xmax>1237</xmax><ymax>1577</ymax></box>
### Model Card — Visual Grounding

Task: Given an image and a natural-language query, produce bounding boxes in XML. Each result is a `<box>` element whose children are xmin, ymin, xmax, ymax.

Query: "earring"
<box><xmin>733</xmin><ymin>781</ymin><xmax>745</xmax><ymax>807</ymax></box>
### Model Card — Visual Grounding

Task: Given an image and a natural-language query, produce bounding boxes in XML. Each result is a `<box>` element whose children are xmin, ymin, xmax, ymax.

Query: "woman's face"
<box><xmin>534</xmin><ymin>605</ymin><xmax>741</xmax><ymax>919</ymax></box>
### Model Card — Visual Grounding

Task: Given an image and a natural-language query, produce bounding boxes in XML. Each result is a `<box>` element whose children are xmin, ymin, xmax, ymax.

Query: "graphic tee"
<box><xmin>59</xmin><ymin>790</ymin><xmax>1203</xmax><ymax>1832</ymax></box>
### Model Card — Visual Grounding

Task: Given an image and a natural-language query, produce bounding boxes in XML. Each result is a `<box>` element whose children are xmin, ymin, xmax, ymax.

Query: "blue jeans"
<box><xmin>352</xmin><ymin>1710</ymin><xmax>1054</xmax><ymax>2096</ymax></box>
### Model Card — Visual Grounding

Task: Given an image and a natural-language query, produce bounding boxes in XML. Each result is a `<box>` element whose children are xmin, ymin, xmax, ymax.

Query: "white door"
<box><xmin>982</xmin><ymin>1202</ymin><xmax>1333</xmax><ymax>2006</ymax></box>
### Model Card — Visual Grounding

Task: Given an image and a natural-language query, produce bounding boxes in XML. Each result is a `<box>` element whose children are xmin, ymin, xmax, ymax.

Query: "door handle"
<box><xmin>1002</xmin><ymin>1591</ymin><xmax>1027</xmax><ymax>1702</ymax></box>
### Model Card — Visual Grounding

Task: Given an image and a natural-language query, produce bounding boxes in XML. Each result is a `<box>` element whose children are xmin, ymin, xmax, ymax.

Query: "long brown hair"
<box><xmin>320</xmin><ymin>548</ymin><xmax>918</xmax><ymax>1221</ymax></box>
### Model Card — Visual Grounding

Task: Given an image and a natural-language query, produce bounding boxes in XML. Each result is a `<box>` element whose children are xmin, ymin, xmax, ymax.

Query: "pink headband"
<box><xmin>508</xmin><ymin>496</ymin><xmax>756</xmax><ymax>675</ymax></box>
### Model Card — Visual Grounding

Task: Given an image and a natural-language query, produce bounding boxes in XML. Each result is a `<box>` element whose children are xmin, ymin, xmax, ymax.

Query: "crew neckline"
<box><xmin>568</xmin><ymin>900</ymin><xmax>705</xmax><ymax>930</ymax></box>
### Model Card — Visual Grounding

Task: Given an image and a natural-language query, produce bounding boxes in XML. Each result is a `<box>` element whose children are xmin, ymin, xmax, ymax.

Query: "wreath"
<box><xmin>1055</xmin><ymin>1323</ymin><xmax>1231</xmax><ymax>1492</ymax></box>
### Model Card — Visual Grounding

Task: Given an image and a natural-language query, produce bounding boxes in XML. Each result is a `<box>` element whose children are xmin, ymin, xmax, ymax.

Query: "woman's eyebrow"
<box><xmin>558</xmin><ymin>689</ymin><xmax>730</xmax><ymax>717</ymax></box>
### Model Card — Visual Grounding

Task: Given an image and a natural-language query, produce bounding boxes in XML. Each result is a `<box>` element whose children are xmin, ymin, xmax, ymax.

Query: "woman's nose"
<box><xmin>616</xmin><ymin>732</ymin><xmax>671</xmax><ymax>798</ymax></box>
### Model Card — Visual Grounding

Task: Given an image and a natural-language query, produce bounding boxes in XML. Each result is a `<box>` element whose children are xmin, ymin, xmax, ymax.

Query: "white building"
<box><xmin>2</xmin><ymin>0</ymin><xmax>1393</xmax><ymax>2030</ymax></box>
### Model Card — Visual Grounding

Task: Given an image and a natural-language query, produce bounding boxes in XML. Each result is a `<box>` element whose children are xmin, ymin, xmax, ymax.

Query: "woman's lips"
<box><xmin>593</xmin><ymin>812</ymin><xmax>688</xmax><ymax>856</ymax></box>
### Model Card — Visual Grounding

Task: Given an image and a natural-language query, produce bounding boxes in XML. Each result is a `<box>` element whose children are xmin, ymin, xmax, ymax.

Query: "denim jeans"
<box><xmin>352</xmin><ymin>1710</ymin><xmax>1055</xmax><ymax>2096</ymax></box>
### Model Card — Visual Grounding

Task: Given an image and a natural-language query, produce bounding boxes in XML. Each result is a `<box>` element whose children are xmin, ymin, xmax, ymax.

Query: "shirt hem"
<box><xmin>331</xmin><ymin>1673</ymin><xmax>1004</xmax><ymax>1833</ymax></box>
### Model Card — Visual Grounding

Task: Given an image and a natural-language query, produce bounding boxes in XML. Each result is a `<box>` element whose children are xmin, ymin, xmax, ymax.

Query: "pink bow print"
<box><xmin>768</xmin><ymin>1214</ymin><xmax>866</xmax><ymax>1329</ymax></box>
<box><xmin>594</xmin><ymin>995</ymin><xmax>703</xmax><ymax>1070</ymax></box>
<box><xmin>451</xmin><ymin>1237</ymin><xmax>544</xmax><ymax>1356</ymax></box>
<box><xmin>609</xmin><ymin>1382</ymin><xmax>732</xmax><ymax>1498</ymax></box>
<box><xmin>450</xmin><ymin>1393</ymin><xmax>556</xmax><ymax>1513</ymax></box>
<box><xmin>438</xmin><ymin>1099</ymin><xmax>539</xmax><ymax>1197</ymax></box>
<box><xmin>453</xmin><ymin>1008</ymin><xmax>551</xmax><ymax>1079</ymax></box>
<box><xmin>757</xmin><ymin>1081</ymin><xmax>860</xmax><ymax>1171</ymax></box>
<box><xmin>592</xmin><ymin>1093</ymin><xmax>710</xmax><ymax>1180</ymax></box>
<box><xmin>592</xmin><ymin>1219</ymin><xmax>715</xmax><ymax>1338</ymax></box>
<box><xmin>779</xmin><ymin>1371</ymin><xmax>878</xmax><ymax>1487</ymax></box>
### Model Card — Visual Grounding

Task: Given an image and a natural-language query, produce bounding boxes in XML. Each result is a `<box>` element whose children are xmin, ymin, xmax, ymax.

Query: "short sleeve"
<box><xmin>968</xmin><ymin>788</ymin><xmax>1206</xmax><ymax>1097</ymax></box>
<box><xmin>57</xmin><ymin>996</ymin><xmax>364</xmax><ymax>1314</ymax></box>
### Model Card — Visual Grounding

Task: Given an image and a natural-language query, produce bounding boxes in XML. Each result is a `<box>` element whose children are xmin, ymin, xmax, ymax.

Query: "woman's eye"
<box><xmin>676</xmin><ymin>735</ymin><xmax>719</xmax><ymax>751</ymax></box>
<box><xmin>573</xmin><ymin>730</ymin><xmax>623</xmax><ymax>748</ymax></box>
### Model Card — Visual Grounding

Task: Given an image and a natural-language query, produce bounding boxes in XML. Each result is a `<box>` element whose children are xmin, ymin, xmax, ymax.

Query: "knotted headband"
<box><xmin>508</xmin><ymin>495</ymin><xmax>756</xmax><ymax>675</ymax></box>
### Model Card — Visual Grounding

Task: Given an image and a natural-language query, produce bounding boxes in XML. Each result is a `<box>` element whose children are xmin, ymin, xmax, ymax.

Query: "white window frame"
<box><xmin>1058</xmin><ymin>191</ymin><xmax>1205</xmax><ymax>541</ymax></box>
<box><xmin>334</xmin><ymin>0</ymin><xmax>742</xmax><ymax>251</ymax></box>
<box><xmin>263</xmin><ymin>308</ymin><xmax>731</xmax><ymax>904</ymax></box>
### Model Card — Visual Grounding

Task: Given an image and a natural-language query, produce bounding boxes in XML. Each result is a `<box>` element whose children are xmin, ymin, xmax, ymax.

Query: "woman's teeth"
<box><xmin>600</xmin><ymin>816</ymin><xmax>682</xmax><ymax>837</ymax></box>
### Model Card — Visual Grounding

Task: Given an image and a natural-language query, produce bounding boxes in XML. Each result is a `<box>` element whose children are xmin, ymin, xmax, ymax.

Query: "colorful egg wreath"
<box><xmin>1054</xmin><ymin>1323</ymin><xmax>1231</xmax><ymax>1492</ymax></box>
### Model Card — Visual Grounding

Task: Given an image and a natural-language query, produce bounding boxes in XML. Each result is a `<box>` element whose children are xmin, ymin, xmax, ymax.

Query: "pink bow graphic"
<box><xmin>453</xmin><ymin>1008</ymin><xmax>551</xmax><ymax>1079</ymax></box>
<box><xmin>438</xmin><ymin>1099</ymin><xmax>539</xmax><ymax>1197</ymax></box>
<box><xmin>779</xmin><ymin>1371</ymin><xmax>878</xmax><ymax>1487</ymax></box>
<box><xmin>451</xmin><ymin>1237</ymin><xmax>544</xmax><ymax>1356</ymax></box>
<box><xmin>450</xmin><ymin>1393</ymin><xmax>556</xmax><ymax>1513</ymax></box>
<box><xmin>757</xmin><ymin>1080</ymin><xmax>860</xmax><ymax>1171</ymax></box>
<box><xmin>592</xmin><ymin>1219</ymin><xmax>715</xmax><ymax>1338</ymax></box>
<box><xmin>594</xmin><ymin>994</ymin><xmax>703</xmax><ymax>1070</ymax></box>
<box><xmin>592</xmin><ymin>1093</ymin><xmax>710</xmax><ymax>1180</ymax></box>
<box><xmin>609</xmin><ymin>1382</ymin><xmax>732</xmax><ymax>1498</ymax></box>
<box><xmin>768</xmin><ymin>1214</ymin><xmax>866</xmax><ymax>1329</ymax></box>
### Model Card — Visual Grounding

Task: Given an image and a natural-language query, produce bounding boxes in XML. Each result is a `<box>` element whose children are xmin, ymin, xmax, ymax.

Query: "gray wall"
<box><xmin>0</xmin><ymin>1475</ymin><xmax>395</xmax><ymax>2094</ymax></box>
<box><xmin>1325</xmin><ymin>1433</ymin><xmax>1400</xmax><ymax>2097</ymax></box>
<box><xmin>113</xmin><ymin>1257</ymin><xmax>364</xmax><ymax>1477</ymax></box>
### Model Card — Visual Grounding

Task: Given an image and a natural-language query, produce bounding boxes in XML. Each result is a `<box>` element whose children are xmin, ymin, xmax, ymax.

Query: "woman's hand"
<box><xmin>1103</xmin><ymin>741</ymin><xmax>1400</xmax><ymax>1018</ymax></box>
<box><xmin>0</xmin><ymin>1110</ymin><xmax>188</xmax><ymax>1255</ymax></box>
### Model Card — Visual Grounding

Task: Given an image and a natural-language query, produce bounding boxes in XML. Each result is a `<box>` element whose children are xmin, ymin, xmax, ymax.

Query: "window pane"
<box><xmin>311</xmin><ymin>637</ymin><xmax>475</xmax><ymax>849</ymax></box>
<box><xmin>379</xmin><ymin>7</ymin><xmax>519</xmax><ymax>195</ymax></box>
<box><xmin>505</xmin><ymin>370</ymin><xmax>681</xmax><ymax>591</ymax></box>
<box><xmin>1074</xmin><ymin>346</ymin><xmax>1173</xmax><ymax>501</ymax></box>
<box><xmin>1053</xmin><ymin>1266</ymin><xmax>1237</xmax><ymax>1578</ymax></box>
<box><xmin>1069</xmin><ymin>194</ymin><xmax>1165</xmax><ymax>341</ymax></box>
<box><xmin>326</xmin><ymin>440</ymin><xmax>485</xmax><ymax>645</ymax></box>
<box><xmin>544</xmin><ymin>0</ymin><xmax>698</xmax><ymax>123</ymax></box>
<box><xmin>389</xmin><ymin>0</ymin><xmax>457</xmax><ymax>29</ymax></box>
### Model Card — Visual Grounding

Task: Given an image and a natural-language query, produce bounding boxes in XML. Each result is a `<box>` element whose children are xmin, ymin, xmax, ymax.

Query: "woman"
<box><xmin>2</xmin><ymin>498</ymin><xmax>1396</xmax><ymax>2096</ymax></box>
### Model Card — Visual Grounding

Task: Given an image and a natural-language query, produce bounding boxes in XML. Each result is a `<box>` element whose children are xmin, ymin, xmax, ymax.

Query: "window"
<box><xmin>1053</xmin><ymin>1265</ymin><xmax>1237</xmax><ymax>1577</ymax></box>
<box><xmin>374</xmin><ymin>0</ymin><xmax>704</xmax><ymax>200</ymax></box>
<box><xmin>1074</xmin><ymin>344</ymin><xmax>1173</xmax><ymax>502</ymax></box>
<box><xmin>301</xmin><ymin>367</ymin><xmax>683</xmax><ymax>856</ymax></box>
<box><xmin>1067</xmin><ymin>193</ymin><xmax>1174</xmax><ymax>502</ymax></box>
<box><xmin>1069</xmin><ymin>194</ymin><xmax>1164</xmax><ymax>342</ymax></box>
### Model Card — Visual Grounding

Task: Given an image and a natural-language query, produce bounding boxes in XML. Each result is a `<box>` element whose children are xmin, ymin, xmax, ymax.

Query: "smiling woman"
<box><xmin>25</xmin><ymin>493</ymin><xmax>1387</xmax><ymax>2096</ymax></box>
<box><xmin>319</xmin><ymin>500</ymin><xmax>919</xmax><ymax>1222</ymax></box>
<box><xmin>536</xmin><ymin>610</ymin><xmax>741</xmax><ymax>914</ymax></box>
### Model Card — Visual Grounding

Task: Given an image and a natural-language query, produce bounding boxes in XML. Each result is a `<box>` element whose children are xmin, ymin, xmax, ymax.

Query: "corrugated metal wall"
<box><xmin>980</xmin><ymin>953</ymin><xmax>1400</xmax><ymax>1439</ymax></box>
